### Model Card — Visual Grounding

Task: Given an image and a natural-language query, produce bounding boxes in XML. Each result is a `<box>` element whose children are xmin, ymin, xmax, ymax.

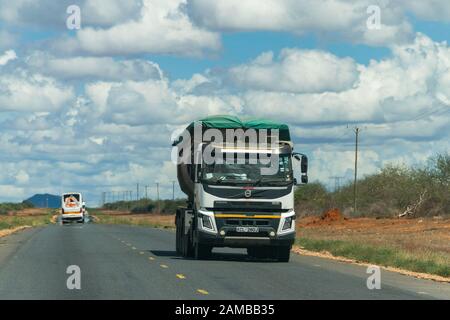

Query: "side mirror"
<box><xmin>301</xmin><ymin>155</ymin><xmax>308</xmax><ymax>174</ymax></box>
<box><xmin>301</xmin><ymin>175</ymin><xmax>308</xmax><ymax>184</ymax></box>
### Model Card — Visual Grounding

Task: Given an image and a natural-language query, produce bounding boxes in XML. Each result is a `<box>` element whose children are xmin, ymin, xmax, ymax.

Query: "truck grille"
<box><xmin>225</xmin><ymin>219</ymin><xmax>270</xmax><ymax>226</ymax></box>
<box><xmin>226</xmin><ymin>231</ymin><xmax>270</xmax><ymax>237</ymax></box>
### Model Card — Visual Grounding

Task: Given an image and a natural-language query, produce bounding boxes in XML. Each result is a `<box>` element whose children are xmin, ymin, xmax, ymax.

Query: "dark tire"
<box><xmin>184</xmin><ymin>233</ymin><xmax>194</xmax><ymax>258</ymax></box>
<box><xmin>179</xmin><ymin>211</ymin><xmax>193</xmax><ymax>258</ymax></box>
<box><xmin>175</xmin><ymin>211</ymin><xmax>182</xmax><ymax>255</ymax></box>
<box><xmin>275</xmin><ymin>246</ymin><xmax>291</xmax><ymax>262</ymax></box>
<box><xmin>181</xmin><ymin>226</ymin><xmax>194</xmax><ymax>258</ymax></box>
<box><xmin>194</xmin><ymin>241</ymin><xmax>212</xmax><ymax>260</ymax></box>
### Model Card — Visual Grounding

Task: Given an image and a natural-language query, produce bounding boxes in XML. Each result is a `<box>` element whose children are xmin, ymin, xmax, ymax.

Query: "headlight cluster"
<box><xmin>278</xmin><ymin>212</ymin><xmax>296</xmax><ymax>235</ymax></box>
<box><xmin>201</xmin><ymin>214</ymin><xmax>213</xmax><ymax>230</ymax></box>
<box><xmin>282</xmin><ymin>216</ymin><xmax>293</xmax><ymax>231</ymax></box>
<box><xmin>198</xmin><ymin>210</ymin><xmax>217</xmax><ymax>234</ymax></box>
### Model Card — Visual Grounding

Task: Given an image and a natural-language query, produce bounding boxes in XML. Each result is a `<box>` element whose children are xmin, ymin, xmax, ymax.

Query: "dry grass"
<box><xmin>296</xmin><ymin>216</ymin><xmax>450</xmax><ymax>278</ymax></box>
<box><xmin>0</xmin><ymin>208</ymin><xmax>55</xmax><ymax>234</ymax></box>
<box><xmin>297</xmin><ymin>216</ymin><xmax>450</xmax><ymax>257</ymax></box>
<box><xmin>93</xmin><ymin>209</ymin><xmax>174</xmax><ymax>229</ymax></box>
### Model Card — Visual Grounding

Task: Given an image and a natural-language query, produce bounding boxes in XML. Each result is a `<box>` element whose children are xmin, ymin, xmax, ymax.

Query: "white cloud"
<box><xmin>15</xmin><ymin>170</ymin><xmax>30</xmax><ymax>184</ymax></box>
<box><xmin>55</xmin><ymin>0</ymin><xmax>221</xmax><ymax>56</ymax></box>
<box><xmin>0</xmin><ymin>70</ymin><xmax>74</xmax><ymax>112</ymax></box>
<box><xmin>227</xmin><ymin>49</ymin><xmax>359</xmax><ymax>93</ymax></box>
<box><xmin>237</xmin><ymin>34</ymin><xmax>450</xmax><ymax>127</ymax></box>
<box><xmin>187</xmin><ymin>0</ymin><xmax>413</xmax><ymax>46</ymax></box>
<box><xmin>401</xmin><ymin>0</ymin><xmax>450</xmax><ymax>22</ymax></box>
<box><xmin>0</xmin><ymin>49</ymin><xmax>17</xmax><ymax>65</ymax></box>
<box><xmin>26</xmin><ymin>52</ymin><xmax>164</xmax><ymax>81</ymax></box>
<box><xmin>0</xmin><ymin>0</ymin><xmax>143</xmax><ymax>28</ymax></box>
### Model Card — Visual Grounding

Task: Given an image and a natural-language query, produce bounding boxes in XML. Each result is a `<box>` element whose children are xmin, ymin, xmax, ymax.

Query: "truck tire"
<box><xmin>184</xmin><ymin>233</ymin><xmax>194</xmax><ymax>258</ymax></box>
<box><xmin>175</xmin><ymin>210</ymin><xmax>181</xmax><ymax>255</ymax></box>
<box><xmin>178</xmin><ymin>210</ymin><xmax>194</xmax><ymax>258</ymax></box>
<box><xmin>194</xmin><ymin>241</ymin><xmax>212</xmax><ymax>260</ymax></box>
<box><xmin>275</xmin><ymin>246</ymin><xmax>291</xmax><ymax>262</ymax></box>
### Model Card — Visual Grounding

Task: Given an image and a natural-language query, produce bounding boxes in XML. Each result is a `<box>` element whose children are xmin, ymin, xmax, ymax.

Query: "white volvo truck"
<box><xmin>173</xmin><ymin>116</ymin><xmax>308</xmax><ymax>261</ymax></box>
<box><xmin>61</xmin><ymin>192</ymin><xmax>85</xmax><ymax>224</ymax></box>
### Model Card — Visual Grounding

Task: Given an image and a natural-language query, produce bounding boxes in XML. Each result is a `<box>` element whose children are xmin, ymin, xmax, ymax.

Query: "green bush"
<box><xmin>0</xmin><ymin>201</ymin><xmax>35</xmax><ymax>215</ymax></box>
<box><xmin>295</xmin><ymin>153</ymin><xmax>449</xmax><ymax>218</ymax></box>
<box><xmin>103</xmin><ymin>198</ymin><xmax>186</xmax><ymax>214</ymax></box>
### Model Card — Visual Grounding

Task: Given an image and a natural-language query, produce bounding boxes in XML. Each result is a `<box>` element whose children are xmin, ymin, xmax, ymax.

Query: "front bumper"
<box><xmin>197</xmin><ymin>229</ymin><xmax>295</xmax><ymax>248</ymax></box>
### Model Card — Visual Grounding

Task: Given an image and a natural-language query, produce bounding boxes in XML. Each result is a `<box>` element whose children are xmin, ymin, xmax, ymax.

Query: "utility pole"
<box><xmin>353</xmin><ymin>127</ymin><xmax>360</xmax><ymax>216</ymax></box>
<box><xmin>156</xmin><ymin>182</ymin><xmax>160</xmax><ymax>214</ymax></box>
<box><xmin>145</xmin><ymin>185</ymin><xmax>149</xmax><ymax>199</ymax></box>
<box><xmin>172</xmin><ymin>181</ymin><xmax>175</xmax><ymax>201</ymax></box>
<box><xmin>136</xmin><ymin>183</ymin><xmax>139</xmax><ymax>201</ymax></box>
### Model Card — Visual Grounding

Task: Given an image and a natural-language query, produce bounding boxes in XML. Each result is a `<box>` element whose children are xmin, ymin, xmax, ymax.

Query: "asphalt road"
<box><xmin>0</xmin><ymin>223</ymin><xmax>448</xmax><ymax>300</ymax></box>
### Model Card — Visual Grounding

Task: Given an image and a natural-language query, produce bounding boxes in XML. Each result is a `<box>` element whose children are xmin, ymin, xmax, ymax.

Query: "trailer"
<box><xmin>173</xmin><ymin>116</ymin><xmax>308</xmax><ymax>261</ymax></box>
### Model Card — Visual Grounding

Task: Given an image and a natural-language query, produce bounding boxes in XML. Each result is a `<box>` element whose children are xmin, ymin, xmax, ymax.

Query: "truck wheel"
<box><xmin>276</xmin><ymin>246</ymin><xmax>291</xmax><ymax>262</ymax></box>
<box><xmin>175</xmin><ymin>212</ymin><xmax>182</xmax><ymax>255</ymax></box>
<box><xmin>194</xmin><ymin>241</ymin><xmax>211</xmax><ymax>260</ymax></box>
<box><xmin>182</xmin><ymin>230</ymin><xmax>194</xmax><ymax>258</ymax></box>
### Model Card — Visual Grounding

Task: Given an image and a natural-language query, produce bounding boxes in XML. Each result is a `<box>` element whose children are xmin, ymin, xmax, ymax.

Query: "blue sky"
<box><xmin>0</xmin><ymin>0</ymin><xmax>449</xmax><ymax>204</ymax></box>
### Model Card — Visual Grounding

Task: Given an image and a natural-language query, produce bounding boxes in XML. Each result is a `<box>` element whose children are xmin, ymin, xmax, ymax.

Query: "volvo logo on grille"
<box><xmin>244</xmin><ymin>189</ymin><xmax>252</xmax><ymax>198</ymax></box>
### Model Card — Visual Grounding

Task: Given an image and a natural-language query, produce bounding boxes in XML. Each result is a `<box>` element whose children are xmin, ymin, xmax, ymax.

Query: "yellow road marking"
<box><xmin>176</xmin><ymin>274</ymin><xmax>186</xmax><ymax>279</ymax></box>
<box><xmin>197</xmin><ymin>289</ymin><xmax>209</xmax><ymax>295</ymax></box>
<box><xmin>139</xmin><ymin>251</ymin><xmax>145</xmax><ymax>255</ymax></box>
<box><xmin>149</xmin><ymin>257</ymin><xmax>155</xmax><ymax>261</ymax></box>
<box><xmin>132</xmin><ymin>247</ymin><xmax>137</xmax><ymax>250</ymax></box>
<box><xmin>160</xmin><ymin>264</ymin><xmax>169</xmax><ymax>269</ymax></box>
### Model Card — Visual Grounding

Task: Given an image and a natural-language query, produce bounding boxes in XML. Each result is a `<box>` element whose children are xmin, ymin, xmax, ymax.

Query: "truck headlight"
<box><xmin>201</xmin><ymin>214</ymin><xmax>213</xmax><ymax>230</ymax></box>
<box><xmin>282</xmin><ymin>216</ymin><xmax>293</xmax><ymax>231</ymax></box>
<box><xmin>198</xmin><ymin>210</ymin><xmax>217</xmax><ymax>234</ymax></box>
<box><xmin>277</xmin><ymin>211</ymin><xmax>296</xmax><ymax>235</ymax></box>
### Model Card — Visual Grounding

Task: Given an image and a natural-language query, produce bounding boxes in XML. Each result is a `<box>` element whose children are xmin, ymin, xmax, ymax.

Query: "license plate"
<box><xmin>236</xmin><ymin>226</ymin><xmax>259</xmax><ymax>233</ymax></box>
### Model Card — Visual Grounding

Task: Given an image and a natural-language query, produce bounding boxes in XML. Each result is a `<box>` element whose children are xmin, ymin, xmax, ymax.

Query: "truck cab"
<box><xmin>61</xmin><ymin>192</ymin><xmax>85</xmax><ymax>224</ymax></box>
<box><xmin>174</xmin><ymin>116</ymin><xmax>308</xmax><ymax>262</ymax></box>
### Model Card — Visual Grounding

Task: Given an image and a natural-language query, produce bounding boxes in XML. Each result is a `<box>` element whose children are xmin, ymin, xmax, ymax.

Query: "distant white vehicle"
<box><xmin>61</xmin><ymin>192</ymin><xmax>85</xmax><ymax>224</ymax></box>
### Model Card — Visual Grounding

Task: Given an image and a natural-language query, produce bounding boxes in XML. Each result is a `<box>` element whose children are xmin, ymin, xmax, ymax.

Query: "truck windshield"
<box><xmin>202</xmin><ymin>154</ymin><xmax>293</xmax><ymax>186</ymax></box>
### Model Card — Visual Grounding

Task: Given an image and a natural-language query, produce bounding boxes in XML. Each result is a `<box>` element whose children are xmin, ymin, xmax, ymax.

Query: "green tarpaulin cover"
<box><xmin>185</xmin><ymin>115</ymin><xmax>291</xmax><ymax>141</ymax></box>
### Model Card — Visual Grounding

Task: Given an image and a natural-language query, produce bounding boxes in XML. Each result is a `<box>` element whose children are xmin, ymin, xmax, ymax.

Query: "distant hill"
<box><xmin>25</xmin><ymin>194</ymin><xmax>60</xmax><ymax>208</ymax></box>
